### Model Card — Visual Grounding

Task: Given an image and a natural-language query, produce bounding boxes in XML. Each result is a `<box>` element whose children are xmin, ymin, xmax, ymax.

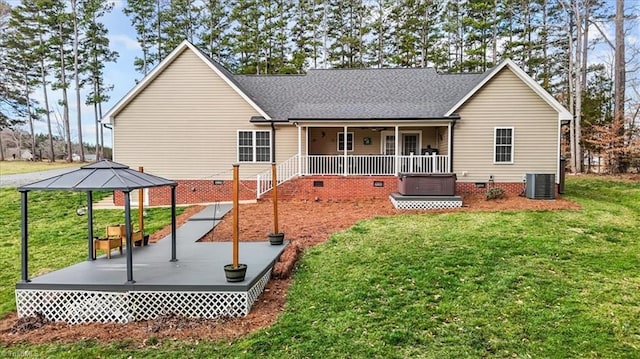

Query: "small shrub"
<box><xmin>485</xmin><ymin>187</ymin><xmax>505</xmax><ymax>200</ymax></box>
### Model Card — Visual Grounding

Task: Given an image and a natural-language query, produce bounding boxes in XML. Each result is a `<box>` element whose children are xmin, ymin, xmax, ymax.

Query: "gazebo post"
<box><xmin>170</xmin><ymin>185</ymin><xmax>178</xmax><ymax>262</ymax></box>
<box><xmin>20</xmin><ymin>190</ymin><xmax>30</xmax><ymax>283</ymax></box>
<box><xmin>87</xmin><ymin>191</ymin><xmax>94</xmax><ymax>260</ymax></box>
<box><xmin>124</xmin><ymin>191</ymin><xmax>135</xmax><ymax>284</ymax></box>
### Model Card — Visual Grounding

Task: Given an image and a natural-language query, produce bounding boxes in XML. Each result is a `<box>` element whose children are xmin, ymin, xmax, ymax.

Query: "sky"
<box><xmin>5</xmin><ymin>0</ymin><xmax>639</xmax><ymax>150</ymax></box>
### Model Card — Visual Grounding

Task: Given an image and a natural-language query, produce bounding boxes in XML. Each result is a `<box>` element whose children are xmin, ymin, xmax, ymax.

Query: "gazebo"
<box><xmin>18</xmin><ymin>160</ymin><xmax>178</xmax><ymax>284</ymax></box>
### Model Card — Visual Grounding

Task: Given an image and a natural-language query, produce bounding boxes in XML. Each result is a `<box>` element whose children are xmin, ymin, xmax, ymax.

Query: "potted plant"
<box><xmin>224</xmin><ymin>164</ymin><xmax>247</xmax><ymax>282</ymax></box>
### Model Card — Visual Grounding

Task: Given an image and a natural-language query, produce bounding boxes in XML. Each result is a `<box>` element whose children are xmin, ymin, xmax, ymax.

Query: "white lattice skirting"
<box><xmin>390</xmin><ymin>196</ymin><xmax>462</xmax><ymax>210</ymax></box>
<box><xmin>15</xmin><ymin>268</ymin><xmax>272</xmax><ymax>324</ymax></box>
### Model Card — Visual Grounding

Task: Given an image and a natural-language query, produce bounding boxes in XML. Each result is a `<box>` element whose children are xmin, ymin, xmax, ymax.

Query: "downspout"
<box><xmin>448</xmin><ymin>119</ymin><xmax>456</xmax><ymax>173</ymax></box>
<box><xmin>296</xmin><ymin>122</ymin><xmax>301</xmax><ymax>176</ymax></box>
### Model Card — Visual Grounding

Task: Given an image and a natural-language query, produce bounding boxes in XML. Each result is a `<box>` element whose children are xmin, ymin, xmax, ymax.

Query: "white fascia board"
<box><xmin>101</xmin><ymin>40</ymin><xmax>270</xmax><ymax>124</ymax></box>
<box><xmin>445</xmin><ymin>59</ymin><xmax>573</xmax><ymax>122</ymax></box>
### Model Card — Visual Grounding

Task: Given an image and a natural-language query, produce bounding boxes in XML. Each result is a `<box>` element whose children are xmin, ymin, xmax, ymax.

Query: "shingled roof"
<box><xmin>233</xmin><ymin>67</ymin><xmax>487</xmax><ymax>121</ymax></box>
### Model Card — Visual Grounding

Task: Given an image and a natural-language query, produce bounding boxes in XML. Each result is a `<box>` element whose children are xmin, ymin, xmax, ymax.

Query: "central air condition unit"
<box><xmin>525</xmin><ymin>173</ymin><xmax>555</xmax><ymax>199</ymax></box>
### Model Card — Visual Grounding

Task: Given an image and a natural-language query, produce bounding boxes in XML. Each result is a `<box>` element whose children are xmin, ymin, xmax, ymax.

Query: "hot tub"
<box><xmin>397</xmin><ymin>173</ymin><xmax>457</xmax><ymax>196</ymax></box>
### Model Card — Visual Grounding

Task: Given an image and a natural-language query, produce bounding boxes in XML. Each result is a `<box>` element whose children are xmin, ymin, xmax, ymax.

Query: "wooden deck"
<box><xmin>15</xmin><ymin>204</ymin><xmax>288</xmax><ymax>323</ymax></box>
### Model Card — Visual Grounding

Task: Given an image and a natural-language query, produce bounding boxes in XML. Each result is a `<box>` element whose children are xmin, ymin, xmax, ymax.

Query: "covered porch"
<box><xmin>258</xmin><ymin>121</ymin><xmax>455</xmax><ymax>198</ymax></box>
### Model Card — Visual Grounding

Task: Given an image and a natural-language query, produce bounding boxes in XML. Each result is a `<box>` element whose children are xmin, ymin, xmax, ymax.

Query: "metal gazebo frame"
<box><xmin>18</xmin><ymin>160</ymin><xmax>178</xmax><ymax>284</ymax></box>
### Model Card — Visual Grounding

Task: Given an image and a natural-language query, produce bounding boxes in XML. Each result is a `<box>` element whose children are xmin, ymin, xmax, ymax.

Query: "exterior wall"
<box><xmin>112</xmin><ymin>47</ymin><xmax>298</xmax><ymax>182</ymax></box>
<box><xmin>454</xmin><ymin>67</ymin><xmax>559</xmax><ymax>184</ymax></box>
<box><xmin>113</xmin><ymin>179</ymin><xmax>257</xmax><ymax>206</ymax></box>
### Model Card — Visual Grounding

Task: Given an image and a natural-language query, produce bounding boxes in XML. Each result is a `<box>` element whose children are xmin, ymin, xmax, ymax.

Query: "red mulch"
<box><xmin>0</xmin><ymin>194</ymin><xmax>579</xmax><ymax>346</ymax></box>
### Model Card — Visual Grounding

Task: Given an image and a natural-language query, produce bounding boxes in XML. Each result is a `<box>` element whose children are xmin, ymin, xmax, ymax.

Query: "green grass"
<box><xmin>0</xmin><ymin>188</ymin><xmax>184</xmax><ymax>315</ymax></box>
<box><xmin>0</xmin><ymin>161</ymin><xmax>80</xmax><ymax>175</ymax></box>
<box><xmin>2</xmin><ymin>177</ymin><xmax>640</xmax><ymax>358</ymax></box>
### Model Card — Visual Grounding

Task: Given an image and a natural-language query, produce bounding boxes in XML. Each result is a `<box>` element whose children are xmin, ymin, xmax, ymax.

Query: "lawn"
<box><xmin>1</xmin><ymin>177</ymin><xmax>639</xmax><ymax>358</ymax></box>
<box><xmin>0</xmin><ymin>160</ymin><xmax>80</xmax><ymax>175</ymax></box>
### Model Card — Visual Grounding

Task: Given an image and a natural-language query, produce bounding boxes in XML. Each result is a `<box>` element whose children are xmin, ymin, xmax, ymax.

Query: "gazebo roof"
<box><xmin>18</xmin><ymin>160</ymin><xmax>177</xmax><ymax>192</ymax></box>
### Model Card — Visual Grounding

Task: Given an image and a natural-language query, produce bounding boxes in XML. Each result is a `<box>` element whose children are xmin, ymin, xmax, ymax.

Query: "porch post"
<box><xmin>448</xmin><ymin>122</ymin><xmax>453</xmax><ymax>172</ymax></box>
<box><xmin>170</xmin><ymin>185</ymin><xmax>177</xmax><ymax>262</ymax></box>
<box><xmin>124</xmin><ymin>191</ymin><xmax>135</xmax><ymax>284</ymax></box>
<box><xmin>343</xmin><ymin>125</ymin><xmax>348</xmax><ymax>176</ymax></box>
<box><xmin>87</xmin><ymin>191</ymin><xmax>94</xmax><ymax>260</ymax></box>
<box><xmin>297</xmin><ymin>123</ymin><xmax>302</xmax><ymax>176</ymax></box>
<box><xmin>394</xmin><ymin>126</ymin><xmax>400</xmax><ymax>175</ymax></box>
<box><xmin>20</xmin><ymin>190</ymin><xmax>29</xmax><ymax>283</ymax></box>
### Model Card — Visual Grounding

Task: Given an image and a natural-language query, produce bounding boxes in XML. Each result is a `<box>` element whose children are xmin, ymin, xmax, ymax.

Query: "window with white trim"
<box><xmin>337</xmin><ymin>132</ymin><xmax>354</xmax><ymax>152</ymax></box>
<box><xmin>238</xmin><ymin>130</ymin><xmax>271</xmax><ymax>162</ymax></box>
<box><xmin>494</xmin><ymin>127</ymin><xmax>514</xmax><ymax>163</ymax></box>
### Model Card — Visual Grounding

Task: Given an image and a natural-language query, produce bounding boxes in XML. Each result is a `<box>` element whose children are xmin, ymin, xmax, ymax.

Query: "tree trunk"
<box><xmin>72</xmin><ymin>0</ymin><xmax>84</xmax><ymax>162</ymax></box>
<box><xmin>613</xmin><ymin>0</ymin><xmax>625</xmax><ymax>173</ymax></box>
<box><xmin>59</xmin><ymin>23</ymin><xmax>72</xmax><ymax>163</ymax></box>
<box><xmin>39</xmin><ymin>36</ymin><xmax>55</xmax><ymax>162</ymax></box>
<box><xmin>574</xmin><ymin>4</ymin><xmax>583</xmax><ymax>173</ymax></box>
<box><xmin>24</xmin><ymin>71</ymin><xmax>35</xmax><ymax>159</ymax></box>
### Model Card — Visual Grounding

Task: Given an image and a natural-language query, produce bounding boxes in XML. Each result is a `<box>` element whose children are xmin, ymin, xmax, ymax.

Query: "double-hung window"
<box><xmin>238</xmin><ymin>130</ymin><xmax>271</xmax><ymax>162</ymax></box>
<box><xmin>337</xmin><ymin>132</ymin><xmax>354</xmax><ymax>152</ymax></box>
<box><xmin>494</xmin><ymin>127</ymin><xmax>514</xmax><ymax>164</ymax></box>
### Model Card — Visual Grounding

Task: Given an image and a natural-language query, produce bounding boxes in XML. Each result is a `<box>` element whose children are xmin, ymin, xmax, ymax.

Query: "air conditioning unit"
<box><xmin>525</xmin><ymin>173</ymin><xmax>555</xmax><ymax>200</ymax></box>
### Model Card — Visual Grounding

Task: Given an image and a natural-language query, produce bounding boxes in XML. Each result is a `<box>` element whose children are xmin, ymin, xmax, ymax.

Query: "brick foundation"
<box><xmin>113</xmin><ymin>179</ymin><xmax>257</xmax><ymax>206</ymax></box>
<box><xmin>111</xmin><ymin>178</ymin><xmax>541</xmax><ymax>205</ymax></box>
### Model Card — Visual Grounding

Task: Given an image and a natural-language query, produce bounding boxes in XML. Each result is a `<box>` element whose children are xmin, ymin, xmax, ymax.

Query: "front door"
<box><xmin>402</xmin><ymin>134</ymin><xmax>419</xmax><ymax>155</ymax></box>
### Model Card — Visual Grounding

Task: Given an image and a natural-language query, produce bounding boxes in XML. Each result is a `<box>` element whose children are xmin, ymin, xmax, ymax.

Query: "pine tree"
<box><xmin>229</xmin><ymin>0</ymin><xmax>261</xmax><ymax>74</ymax></box>
<box><xmin>124</xmin><ymin>0</ymin><xmax>157</xmax><ymax>76</ymax></box>
<box><xmin>48</xmin><ymin>0</ymin><xmax>74</xmax><ymax>162</ymax></box>
<box><xmin>162</xmin><ymin>0</ymin><xmax>201</xmax><ymax>55</ymax></box>
<box><xmin>199</xmin><ymin>0</ymin><xmax>230</xmax><ymax>66</ymax></box>
<box><xmin>80</xmin><ymin>0</ymin><xmax>118</xmax><ymax>159</ymax></box>
<box><xmin>326</xmin><ymin>0</ymin><xmax>370</xmax><ymax>68</ymax></box>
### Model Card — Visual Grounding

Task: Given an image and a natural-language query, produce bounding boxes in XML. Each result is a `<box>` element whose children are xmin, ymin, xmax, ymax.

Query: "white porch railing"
<box><xmin>257</xmin><ymin>154</ymin><xmax>450</xmax><ymax>198</ymax></box>
<box><xmin>257</xmin><ymin>155</ymin><xmax>301</xmax><ymax>198</ymax></box>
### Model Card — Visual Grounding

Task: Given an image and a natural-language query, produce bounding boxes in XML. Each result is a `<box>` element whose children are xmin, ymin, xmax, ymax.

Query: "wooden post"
<box><xmin>271</xmin><ymin>162</ymin><xmax>279</xmax><ymax>234</ymax></box>
<box><xmin>138</xmin><ymin>166</ymin><xmax>144</xmax><ymax>235</ymax></box>
<box><xmin>232</xmin><ymin>164</ymin><xmax>239</xmax><ymax>268</ymax></box>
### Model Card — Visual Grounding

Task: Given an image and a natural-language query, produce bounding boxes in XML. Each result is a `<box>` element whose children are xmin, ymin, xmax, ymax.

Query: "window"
<box><xmin>238</xmin><ymin>130</ymin><xmax>271</xmax><ymax>162</ymax></box>
<box><xmin>337</xmin><ymin>132</ymin><xmax>354</xmax><ymax>152</ymax></box>
<box><xmin>494</xmin><ymin>127</ymin><xmax>514</xmax><ymax>163</ymax></box>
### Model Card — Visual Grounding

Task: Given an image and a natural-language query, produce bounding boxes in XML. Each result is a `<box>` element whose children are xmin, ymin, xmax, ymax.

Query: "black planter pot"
<box><xmin>224</xmin><ymin>264</ymin><xmax>248</xmax><ymax>282</ymax></box>
<box><xmin>268</xmin><ymin>232</ymin><xmax>285</xmax><ymax>245</ymax></box>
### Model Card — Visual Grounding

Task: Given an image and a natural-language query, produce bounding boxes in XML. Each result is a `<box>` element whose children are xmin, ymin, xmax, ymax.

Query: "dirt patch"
<box><xmin>0</xmin><ymin>194</ymin><xmax>579</xmax><ymax>346</ymax></box>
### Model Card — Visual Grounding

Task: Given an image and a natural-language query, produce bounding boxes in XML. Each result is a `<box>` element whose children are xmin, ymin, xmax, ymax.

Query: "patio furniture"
<box><xmin>93</xmin><ymin>225</ymin><xmax>125</xmax><ymax>259</ymax></box>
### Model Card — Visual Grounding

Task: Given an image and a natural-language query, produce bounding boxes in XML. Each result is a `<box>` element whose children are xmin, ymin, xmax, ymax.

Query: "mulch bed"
<box><xmin>0</xmin><ymin>194</ymin><xmax>580</xmax><ymax>346</ymax></box>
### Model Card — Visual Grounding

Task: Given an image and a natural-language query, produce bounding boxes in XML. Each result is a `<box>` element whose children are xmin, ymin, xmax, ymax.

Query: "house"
<box><xmin>102</xmin><ymin>41</ymin><xmax>572</xmax><ymax>206</ymax></box>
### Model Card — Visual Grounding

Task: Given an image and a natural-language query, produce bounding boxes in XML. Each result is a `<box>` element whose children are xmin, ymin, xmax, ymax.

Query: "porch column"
<box><xmin>20</xmin><ymin>190</ymin><xmax>29</xmax><ymax>283</ymax></box>
<box><xmin>170</xmin><ymin>185</ymin><xmax>177</xmax><ymax>262</ymax></box>
<box><xmin>343</xmin><ymin>125</ymin><xmax>348</xmax><ymax>176</ymax></box>
<box><xmin>447</xmin><ymin>122</ymin><xmax>453</xmax><ymax>172</ymax></box>
<box><xmin>87</xmin><ymin>191</ymin><xmax>94</xmax><ymax>260</ymax></box>
<box><xmin>394</xmin><ymin>126</ymin><xmax>400</xmax><ymax>175</ymax></box>
<box><xmin>124</xmin><ymin>191</ymin><xmax>135</xmax><ymax>284</ymax></box>
<box><xmin>297</xmin><ymin>123</ymin><xmax>302</xmax><ymax>176</ymax></box>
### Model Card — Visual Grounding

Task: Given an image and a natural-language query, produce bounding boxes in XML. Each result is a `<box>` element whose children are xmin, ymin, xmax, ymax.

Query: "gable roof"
<box><xmin>234</xmin><ymin>69</ymin><xmax>484</xmax><ymax>120</ymax></box>
<box><xmin>444</xmin><ymin>59</ymin><xmax>573</xmax><ymax>121</ymax></box>
<box><xmin>103</xmin><ymin>42</ymin><xmax>571</xmax><ymax>124</ymax></box>
<box><xmin>101</xmin><ymin>40</ymin><xmax>270</xmax><ymax>124</ymax></box>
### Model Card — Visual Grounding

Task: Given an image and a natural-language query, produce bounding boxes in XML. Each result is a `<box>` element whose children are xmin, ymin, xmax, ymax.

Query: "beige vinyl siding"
<box><xmin>454</xmin><ymin>67</ymin><xmax>558</xmax><ymax>183</ymax></box>
<box><xmin>113</xmin><ymin>48</ymin><xmax>297</xmax><ymax>180</ymax></box>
